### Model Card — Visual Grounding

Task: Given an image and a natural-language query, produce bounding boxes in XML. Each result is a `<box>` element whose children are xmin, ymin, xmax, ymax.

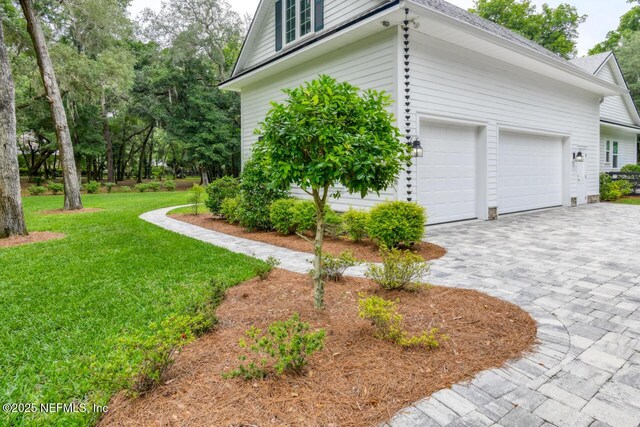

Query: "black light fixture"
<box><xmin>410</xmin><ymin>136</ymin><xmax>423</xmax><ymax>158</ymax></box>
<box><xmin>573</xmin><ymin>151</ymin><xmax>584</xmax><ymax>162</ymax></box>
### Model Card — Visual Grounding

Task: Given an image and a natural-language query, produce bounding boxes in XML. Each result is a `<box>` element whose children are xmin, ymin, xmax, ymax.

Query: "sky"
<box><xmin>128</xmin><ymin>0</ymin><xmax>636</xmax><ymax>56</ymax></box>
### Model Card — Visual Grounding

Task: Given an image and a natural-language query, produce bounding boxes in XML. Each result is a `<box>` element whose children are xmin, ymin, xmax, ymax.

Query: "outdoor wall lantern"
<box><xmin>573</xmin><ymin>151</ymin><xmax>584</xmax><ymax>163</ymax></box>
<box><xmin>408</xmin><ymin>136</ymin><xmax>423</xmax><ymax>158</ymax></box>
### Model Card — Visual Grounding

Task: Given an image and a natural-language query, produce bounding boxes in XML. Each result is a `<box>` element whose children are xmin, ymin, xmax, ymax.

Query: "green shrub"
<box><xmin>254</xmin><ymin>256</ymin><xmax>280</xmax><ymax>281</ymax></box>
<box><xmin>324</xmin><ymin>208</ymin><xmax>344</xmax><ymax>238</ymax></box>
<box><xmin>342</xmin><ymin>208</ymin><xmax>369</xmax><ymax>242</ymax></box>
<box><xmin>135</xmin><ymin>183</ymin><xmax>149</xmax><ymax>193</ymax></box>
<box><xmin>189</xmin><ymin>184</ymin><xmax>206</xmax><ymax>215</ymax></box>
<box><xmin>119</xmin><ymin>185</ymin><xmax>132</xmax><ymax>193</ymax></box>
<box><xmin>164</xmin><ymin>180</ymin><xmax>176</xmax><ymax>191</ymax></box>
<box><xmin>291</xmin><ymin>200</ymin><xmax>317</xmax><ymax>233</ymax></box>
<box><xmin>223</xmin><ymin>314</ymin><xmax>325</xmax><ymax>380</ymax></box>
<box><xmin>367</xmin><ymin>201</ymin><xmax>426</xmax><ymax>248</ymax></box>
<box><xmin>358</xmin><ymin>294</ymin><xmax>441</xmax><ymax>349</ymax></box>
<box><xmin>220</xmin><ymin>196</ymin><xmax>241</xmax><ymax>223</ymax></box>
<box><xmin>27</xmin><ymin>185</ymin><xmax>46</xmax><ymax>196</ymax></box>
<box><xmin>148</xmin><ymin>181</ymin><xmax>162</xmax><ymax>192</ymax></box>
<box><xmin>104</xmin><ymin>182</ymin><xmax>116</xmax><ymax>193</ymax></box>
<box><xmin>309</xmin><ymin>251</ymin><xmax>358</xmax><ymax>282</ymax></box>
<box><xmin>366</xmin><ymin>248</ymin><xmax>430</xmax><ymax>291</ymax></box>
<box><xmin>237</xmin><ymin>156</ymin><xmax>289</xmax><ymax>231</ymax></box>
<box><xmin>85</xmin><ymin>181</ymin><xmax>100</xmax><ymax>194</ymax></box>
<box><xmin>269</xmin><ymin>198</ymin><xmax>298</xmax><ymax>235</ymax></box>
<box><xmin>206</xmin><ymin>176</ymin><xmax>240</xmax><ymax>216</ymax></box>
<box><xmin>47</xmin><ymin>181</ymin><xmax>64</xmax><ymax>195</ymax></box>
<box><xmin>600</xmin><ymin>173</ymin><xmax>632</xmax><ymax>201</ymax></box>
<box><xmin>620</xmin><ymin>164</ymin><xmax>640</xmax><ymax>173</ymax></box>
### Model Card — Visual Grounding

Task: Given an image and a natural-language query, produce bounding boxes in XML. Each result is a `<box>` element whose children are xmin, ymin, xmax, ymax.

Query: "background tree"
<box><xmin>256</xmin><ymin>75</ymin><xmax>410</xmax><ymax>309</ymax></box>
<box><xmin>590</xmin><ymin>1</ymin><xmax>640</xmax><ymax>54</ymax></box>
<box><xmin>470</xmin><ymin>0</ymin><xmax>586</xmax><ymax>58</ymax></box>
<box><xmin>615</xmin><ymin>32</ymin><xmax>640</xmax><ymax>111</ymax></box>
<box><xmin>0</xmin><ymin>13</ymin><xmax>27</xmax><ymax>237</ymax></box>
<box><xmin>19</xmin><ymin>0</ymin><xmax>82</xmax><ymax>209</ymax></box>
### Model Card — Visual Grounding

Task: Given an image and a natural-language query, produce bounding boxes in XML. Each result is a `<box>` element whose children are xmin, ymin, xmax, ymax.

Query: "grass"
<box><xmin>617</xmin><ymin>196</ymin><xmax>640</xmax><ymax>205</ymax></box>
<box><xmin>0</xmin><ymin>192</ymin><xmax>264</xmax><ymax>426</ymax></box>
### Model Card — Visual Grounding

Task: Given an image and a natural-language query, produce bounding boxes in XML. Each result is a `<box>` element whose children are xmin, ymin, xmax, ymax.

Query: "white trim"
<box><xmin>282</xmin><ymin>0</ymin><xmax>316</xmax><ymax>47</ymax></box>
<box><xmin>497</xmin><ymin>124</ymin><xmax>571</xmax><ymax>138</ymax></box>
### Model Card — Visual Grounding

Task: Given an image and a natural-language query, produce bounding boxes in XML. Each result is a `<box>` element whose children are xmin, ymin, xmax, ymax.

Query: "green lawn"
<box><xmin>0</xmin><ymin>192</ymin><xmax>263</xmax><ymax>426</ymax></box>
<box><xmin>617</xmin><ymin>197</ymin><xmax>640</xmax><ymax>205</ymax></box>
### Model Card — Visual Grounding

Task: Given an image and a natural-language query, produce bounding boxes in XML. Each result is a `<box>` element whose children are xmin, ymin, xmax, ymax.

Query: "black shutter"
<box><xmin>275</xmin><ymin>0</ymin><xmax>283</xmax><ymax>51</ymax></box>
<box><xmin>314</xmin><ymin>0</ymin><xmax>324</xmax><ymax>32</ymax></box>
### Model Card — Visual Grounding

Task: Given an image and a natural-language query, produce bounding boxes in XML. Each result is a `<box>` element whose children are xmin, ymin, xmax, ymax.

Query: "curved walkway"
<box><xmin>141</xmin><ymin>204</ymin><xmax>640</xmax><ymax>427</ymax></box>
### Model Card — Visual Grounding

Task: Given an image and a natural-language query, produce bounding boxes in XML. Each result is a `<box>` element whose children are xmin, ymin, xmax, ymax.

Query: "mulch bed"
<box><xmin>0</xmin><ymin>232</ymin><xmax>65</xmax><ymax>248</ymax></box>
<box><xmin>171</xmin><ymin>213</ymin><xmax>446</xmax><ymax>263</ymax></box>
<box><xmin>39</xmin><ymin>208</ymin><xmax>104</xmax><ymax>215</ymax></box>
<box><xmin>99</xmin><ymin>269</ymin><xmax>537</xmax><ymax>427</ymax></box>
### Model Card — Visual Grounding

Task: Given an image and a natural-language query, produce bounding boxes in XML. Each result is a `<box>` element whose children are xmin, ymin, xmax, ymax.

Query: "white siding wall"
<box><xmin>597</xmin><ymin>62</ymin><xmax>636</xmax><ymax>125</ymax></box>
<box><xmin>244</xmin><ymin>0</ymin><xmax>385</xmax><ymax>70</ymax></box>
<box><xmin>241</xmin><ymin>29</ymin><xmax>398</xmax><ymax>210</ymax></box>
<box><xmin>600</xmin><ymin>127</ymin><xmax>638</xmax><ymax>172</ymax></box>
<box><xmin>409</xmin><ymin>33</ymin><xmax>602</xmax><ymax>205</ymax></box>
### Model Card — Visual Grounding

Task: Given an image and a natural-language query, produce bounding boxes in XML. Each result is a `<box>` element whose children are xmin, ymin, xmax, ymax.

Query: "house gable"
<box><xmin>233</xmin><ymin>0</ymin><xmax>386</xmax><ymax>77</ymax></box>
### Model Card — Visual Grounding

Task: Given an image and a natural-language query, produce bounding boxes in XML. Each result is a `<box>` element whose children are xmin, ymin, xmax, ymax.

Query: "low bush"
<box><xmin>220</xmin><ymin>196</ymin><xmax>241</xmax><ymax>223</ymax></box>
<box><xmin>223</xmin><ymin>314</ymin><xmax>326</xmax><ymax>380</ymax></box>
<box><xmin>189</xmin><ymin>184</ymin><xmax>206</xmax><ymax>215</ymax></box>
<box><xmin>366</xmin><ymin>248</ymin><xmax>430</xmax><ymax>291</ymax></box>
<box><xmin>269</xmin><ymin>198</ymin><xmax>298</xmax><ymax>235</ymax></box>
<box><xmin>104</xmin><ymin>182</ymin><xmax>116</xmax><ymax>193</ymax></box>
<box><xmin>255</xmin><ymin>256</ymin><xmax>280</xmax><ymax>281</ymax></box>
<box><xmin>309</xmin><ymin>251</ymin><xmax>358</xmax><ymax>282</ymax></box>
<box><xmin>206</xmin><ymin>176</ymin><xmax>240</xmax><ymax>216</ymax></box>
<box><xmin>148</xmin><ymin>181</ymin><xmax>162</xmax><ymax>192</ymax></box>
<box><xmin>367</xmin><ymin>201</ymin><xmax>426</xmax><ymax>249</ymax></box>
<box><xmin>27</xmin><ymin>185</ymin><xmax>46</xmax><ymax>196</ymax></box>
<box><xmin>85</xmin><ymin>181</ymin><xmax>100</xmax><ymax>194</ymax></box>
<box><xmin>324</xmin><ymin>208</ymin><xmax>344</xmax><ymax>238</ymax></box>
<box><xmin>342</xmin><ymin>208</ymin><xmax>369</xmax><ymax>242</ymax></box>
<box><xmin>358</xmin><ymin>295</ymin><xmax>441</xmax><ymax>349</ymax></box>
<box><xmin>47</xmin><ymin>182</ymin><xmax>64</xmax><ymax>195</ymax></box>
<box><xmin>620</xmin><ymin>163</ymin><xmax>640</xmax><ymax>173</ymax></box>
<box><xmin>119</xmin><ymin>185</ymin><xmax>132</xmax><ymax>193</ymax></box>
<box><xmin>164</xmin><ymin>180</ymin><xmax>176</xmax><ymax>191</ymax></box>
<box><xmin>291</xmin><ymin>200</ymin><xmax>317</xmax><ymax>234</ymax></box>
<box><xmin>600</xmin><ymin>172</ymin><xmax>632</xmax><ymax>201</ymax></box>
<box><xmin>237</xmin><ymin>156</ymin><xmax>289</xmax><ymax>231</ymax></box>
<box><xmin>135</xmin><ymin>183</ymin><xmax>149</xmax><ymax>193</ymax></box>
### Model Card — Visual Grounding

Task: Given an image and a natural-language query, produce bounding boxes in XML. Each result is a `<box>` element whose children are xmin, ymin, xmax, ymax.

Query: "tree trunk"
<box><xmin>200</xmin><ymin>167</ymin><xmax>210</xmax><ymax>186</ymax></box>
<box><xmin>312</xmin><ymin>189</ymin><xmax>327</xmax><ymax>309</ymax></box>
<box><xmin>19</xmin><ymin>0</ymin><xmax>82</xmax><ymax>210</ymax></box>
<box><xmin>101</xmin><ymin>88</ymin><xmax>114</xmax><ymax>183</ymax></box>
<box><xmin>0</xmin><ymin>23</ymin><xmax>28</xmax><ymax>237</ymax></box>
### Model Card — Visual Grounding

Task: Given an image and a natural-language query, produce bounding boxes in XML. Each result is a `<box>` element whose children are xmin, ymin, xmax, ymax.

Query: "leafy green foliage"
<box><xmin>254</xmin><ymin>256</ymin><xmax>281</xmax><ymax>281</ymax></box>
<box><xmin>224</xmin><ymin>314</ymin><xmax>326</xmax><ymax>379</ymax></box>
<box><xmin>119</xmin><ymin>185</ymin><xmax>131</xmax><ymax>193</ymax></box>
<box><xmin>309</xmin><ymin>251</ymin><xmax>359</xmax><ymax>282</ymax></box>
<box><xmin>135</xmin><ymin>183</ymin><xmax>149</xmax><ymax>193</ymax></box>
<box><xmin>358</xmin><ymin>295</ymin><xmax>441</xmax><ymax>349</ymax></box>
<box><xmin>269</xmin><ymin>198</ymin><xmax>298</xmax><ymax>235</ymax></box>
<box><xmin>104</xmin><ymin>182</ymin><xmax>116</xmax><ymax>193</ymax></box>
<box><xmin>237</xmin><ymin>156</ymin><xmax>289</xmax><ymax>231</ymax></box>
<box><xmin>600</xmin><ymin>172</ymin><xmax>633</xmax><ymax>201</ymax></box>
<box><xmin>220</xmin><ymin>196</ymin><xmax>241</xmax><ymax>223</ymax></box>
<box><xmin>47</xmin><ymin>182</ymin><xmax>64</xmax><ymax>195</ymax></box>
<box><xmin>470</xmin><ymin>0</ymin><xmax>586</xmax><ymax>58</ymax></box>
<box><xmin>366</xmin><ymin>248</ymin><xmax>431</xmax><ymax>291</ymax></box>
<box><xmin>189</xmin><ymin>184</ymin><xmax>206</xmax><ymax>215</ymax></box>
<box><xmin>205</xmin><ymin>176</ymin><xmax>240</xmax><ymax>216</ymax></box>
<box><xmin>367</xmin><ymin>201</ymin><xmax>426</xmax><ymax>249</ymax></box>
<box><xmin>621</xmin><ymin>164</ymin><xmax>640</xmax><ymax>173</ymax></box>
<box><xmin>148</xmin><ymin>181</ymin><xmax>162</xmax><ymax>192</ymax></box>
<box><xmin>27</xmin><ymin>185</ymin><xmax>46</xmax><ymax>196</ymax></box>
<box><xmin>342</xmin><ymin>208</ymin><xmax>370</xmax><ymax>242</ymax></box>
<box><xmin>85</xmin><ymin>181</ymin><xmax>101</xmax><ymax>194</ymax></box>
<box><xmin>163</xmin><ymin>180</ymin><xmax>176</xmax><ymax>191</ymax></box>
<box><xmin>590</xmin><ymin>6</ymin><xmax>640</xmax><ymax>54</ymax></box>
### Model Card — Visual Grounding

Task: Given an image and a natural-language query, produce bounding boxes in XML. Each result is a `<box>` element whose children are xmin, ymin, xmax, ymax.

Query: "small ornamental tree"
<box><xmin>256</xmin><ymin>75</ymin><xmax>410</xmax><ymax>309</ymax></box>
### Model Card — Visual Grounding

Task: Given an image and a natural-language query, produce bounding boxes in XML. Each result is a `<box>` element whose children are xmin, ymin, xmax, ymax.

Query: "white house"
<box><xmin>570</xmin><ymin>52</ymin><xmax>640</xmax><ymax>173</ymax></box>
<box><xmin>221</xmin><ymin>0</ymin><xmax>630</xmax><ymax>225</ymax></box>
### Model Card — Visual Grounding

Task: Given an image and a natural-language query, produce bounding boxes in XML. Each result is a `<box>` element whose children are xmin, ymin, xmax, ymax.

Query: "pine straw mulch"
<box><xmin>99</xmin><ymin>269</ymin><xmax>537</xmax><ymax>427</ymax></box>
<box><xmin>39</xmin><ymin>208</ymin><xmax>104</xmax><ymax>215</ymax></box>
<box><xmin>0</xmin><ymin>232</ymin><xmax>65</xmax><ymax>248</ymax></box>
<box><xmin>170</xmin><ymin>213</ymin><xmax>446</xmax><ymax>263</ymax></box>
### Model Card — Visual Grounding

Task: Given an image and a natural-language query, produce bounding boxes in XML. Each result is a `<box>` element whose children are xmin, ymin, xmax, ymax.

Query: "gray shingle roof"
<box><xmin>569</xmin><ymin>52</ymin><xmax>612</xmax><ymax>74</ymax></box>
<box><xmin>409</xmin><ymin>0</ymin><xmax>579</xmax><ymax>67</ymax></box>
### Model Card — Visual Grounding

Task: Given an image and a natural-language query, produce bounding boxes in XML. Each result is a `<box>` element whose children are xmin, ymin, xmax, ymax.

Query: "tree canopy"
<box><xmin>470</xmin><ymin>0</ymin><xmax>586</xmax><ymax>58</ymax></box>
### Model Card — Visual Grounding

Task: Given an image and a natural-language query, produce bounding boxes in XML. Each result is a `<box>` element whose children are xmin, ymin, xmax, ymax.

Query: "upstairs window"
<box><xmin>275</xmin><ymin>0</ymin><xmax>323</xmax><ymax>51</ymax></box>
<box><xmin>613</xmin><ymin>141</ymin><xmax>619</xmax><ymax>168</ymax></box>
<box><xmin>605</xmin><ymin>140</ymin><xmax>611</xmax><ymax>163</ymax></box>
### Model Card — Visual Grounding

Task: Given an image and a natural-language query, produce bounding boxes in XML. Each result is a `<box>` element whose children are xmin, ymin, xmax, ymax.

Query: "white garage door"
<box><xmin>498</xmin><ymin>131</ymin><xmax>563</xmax><ymax>214</ymax></box>
<box><xmin>417</xmin><ymin>122</ymin><xmax>477</xmax><ymax>225</ymax></box>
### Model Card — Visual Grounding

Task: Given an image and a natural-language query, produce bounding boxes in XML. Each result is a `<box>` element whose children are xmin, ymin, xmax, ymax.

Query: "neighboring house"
<box><xmin>570</xmin><ymin>52</ymin><xmax>640</xmax><ymax>173</ymax></box>
<box><xmin>221</xmin><ymin>0</ymin><xmax>628</xmax><ymax>225</ymax></box>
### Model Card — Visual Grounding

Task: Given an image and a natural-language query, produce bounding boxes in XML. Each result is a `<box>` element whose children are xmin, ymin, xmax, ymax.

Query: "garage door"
<box><xmin>498</xmin><ymin>131</ymin><xmax>563</xmax><ymax>214</ymax></box>
<box><xmin>417</xmin><ymin>122</ymin><xmax>477</xmax><ymax>225</ymax></box>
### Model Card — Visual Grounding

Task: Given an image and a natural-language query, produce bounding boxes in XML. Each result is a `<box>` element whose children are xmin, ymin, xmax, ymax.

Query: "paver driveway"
<box><xmin>142</xmin><ymin>203</ymin><xmax>640</xmax><ymax>427</ymax></box>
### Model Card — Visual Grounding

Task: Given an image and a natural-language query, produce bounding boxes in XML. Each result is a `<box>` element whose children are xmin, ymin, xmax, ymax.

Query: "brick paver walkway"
<box><xmin>141</xmin><ymin>204</ymin><xmax>640</xmax><ymax>427</ymax></box>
